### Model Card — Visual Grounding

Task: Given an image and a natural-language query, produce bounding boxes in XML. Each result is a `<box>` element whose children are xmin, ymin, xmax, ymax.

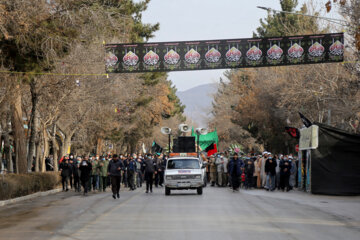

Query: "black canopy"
<box><xmin>311</xmin><ymin>123</ymin><xmax>360</xmax><ymax>195</ymax></box>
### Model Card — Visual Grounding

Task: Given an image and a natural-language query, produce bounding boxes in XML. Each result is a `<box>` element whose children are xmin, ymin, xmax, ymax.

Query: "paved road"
<box><xmin>1</xmin><ymin>186</ymin><xmax>359</xmax><ymax>240</ymax></box>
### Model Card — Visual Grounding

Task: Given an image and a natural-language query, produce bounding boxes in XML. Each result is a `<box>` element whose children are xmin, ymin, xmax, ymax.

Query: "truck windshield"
<box><xmin>167</xmin><ymin>159</ymin><xmax>200</xmax><ymax>169</ymax></box>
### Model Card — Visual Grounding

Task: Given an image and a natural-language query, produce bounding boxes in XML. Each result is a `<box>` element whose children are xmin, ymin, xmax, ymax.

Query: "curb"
<box><xmin>0</xmin><ymin>188</ymin><xmax>62</xmax><ymax>207</ymax></box>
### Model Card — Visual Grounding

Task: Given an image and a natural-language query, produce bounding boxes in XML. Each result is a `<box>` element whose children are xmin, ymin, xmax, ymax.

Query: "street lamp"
<box><xmin>256</xmin><ymin>6</ymin><xmax>348</xmax><ymax>27</ymax></box>
<box><xmin>161</xmin><ymin>127</ymin><xmax>172</xmax><ymax>155</ymax></box>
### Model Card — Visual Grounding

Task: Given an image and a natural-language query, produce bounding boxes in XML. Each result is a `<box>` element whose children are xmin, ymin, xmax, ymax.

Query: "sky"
<box><xmin>139</xmin><ymin>0</ymin><xmax>286</xmax><ymax>91</ymax></box>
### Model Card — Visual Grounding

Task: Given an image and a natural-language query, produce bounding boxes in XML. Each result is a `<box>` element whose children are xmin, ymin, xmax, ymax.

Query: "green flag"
<box><xmin>191</xmin><ymin>127</ymin><xmax>219</xmax><ymax>150</ymax></box>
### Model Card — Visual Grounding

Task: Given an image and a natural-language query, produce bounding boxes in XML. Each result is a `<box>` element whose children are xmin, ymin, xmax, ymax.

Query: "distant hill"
<box><xmin>176</xmin><ymin>83</ymin><xmax>218</xmax><ymax>127</ymax></box>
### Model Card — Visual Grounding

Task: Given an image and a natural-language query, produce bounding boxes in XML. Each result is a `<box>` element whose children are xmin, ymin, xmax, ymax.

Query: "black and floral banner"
<box><xmin>105</xmin><ymin>33</ymin><xmax>344</xmax><ymax>73</ymax></box>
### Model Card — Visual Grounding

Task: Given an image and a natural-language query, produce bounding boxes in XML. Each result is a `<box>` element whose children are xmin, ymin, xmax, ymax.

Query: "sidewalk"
<box><xmin>0</xmin><ymin>188</ymin><xmax>63</xmax><ymax>207</ymax></box>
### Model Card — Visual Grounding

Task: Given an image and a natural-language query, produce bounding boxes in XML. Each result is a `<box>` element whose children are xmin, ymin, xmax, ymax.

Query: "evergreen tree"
<box><xmin>254</xmin><ymin>0</ymin><xmax>319</xmax><ymax>37</ymax></box>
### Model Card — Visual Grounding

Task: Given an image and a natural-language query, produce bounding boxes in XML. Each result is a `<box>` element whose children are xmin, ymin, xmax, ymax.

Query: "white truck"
<box><xmin>164</xmin><ymin>153</ymin><xmax>206</xmax><ymax>195</ymax></box>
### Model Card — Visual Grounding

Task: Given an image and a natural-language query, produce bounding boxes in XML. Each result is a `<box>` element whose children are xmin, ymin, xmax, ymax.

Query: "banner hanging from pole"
<box><xmin>105</xmin><ymin>33</ymin><xmax>344</xmax><ymax>73</ymax></box>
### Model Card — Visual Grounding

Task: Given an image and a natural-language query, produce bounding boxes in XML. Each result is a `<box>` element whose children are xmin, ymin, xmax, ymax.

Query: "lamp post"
<box><xmin>256</xmin><ymin>6</ymin><xmax>348</xmax><ymax>27</ymax></box>
<box><xmin>160</xmin><ymin>127</ymin><xmax>172</xmax><ymax>155</ymax></box>
<box><xmin>168</xmin><ymin>134</ymin><xmax>171</xmax><ymax>155</ymax></box>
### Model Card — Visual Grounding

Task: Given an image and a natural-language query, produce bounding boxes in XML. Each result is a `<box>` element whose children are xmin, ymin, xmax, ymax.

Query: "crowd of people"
<box><xmin>58</xmin><ymin>153</ymin><xmax>168</xmax><ymax>198</ymax></box>
<box><xmin>56</xmin><ymin>150</ymin><xmax>298</xmax><ymax>198</ymax></box>
<box><xmin>206</xmin><ymin>151</ymin><xmax>298</xmax><ymax>192</ymax></box>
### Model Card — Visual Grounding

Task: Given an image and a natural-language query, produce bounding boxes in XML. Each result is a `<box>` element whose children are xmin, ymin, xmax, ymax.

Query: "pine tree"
<box><xmin>254</xmin><ymin>0</ymin><xmax>319</xmax><ymax>37</ymax></box>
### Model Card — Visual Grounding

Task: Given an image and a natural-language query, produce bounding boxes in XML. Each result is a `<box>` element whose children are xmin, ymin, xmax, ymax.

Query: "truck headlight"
<box><xmin>195</xmin><ymin>175</ymin><xmax>201</xmax><ymax>179</ymax></box>
<box><xmin>166</xmin><ymin>176</ymin><xmax>172</xmax><ymax>180</ymax></box>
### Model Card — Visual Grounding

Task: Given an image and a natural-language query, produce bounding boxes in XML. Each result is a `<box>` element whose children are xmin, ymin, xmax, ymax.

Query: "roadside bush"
<box><xmin>0</xmin><ymin>172</ymin><xmax>61</xmax><ymax>201</ymax></box>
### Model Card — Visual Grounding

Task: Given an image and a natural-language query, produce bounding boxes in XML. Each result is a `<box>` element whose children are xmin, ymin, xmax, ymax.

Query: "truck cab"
<box><xmin>164</xmin><ymin>153</ymin><xmax>205</xmax><ymax>195</ymax></box>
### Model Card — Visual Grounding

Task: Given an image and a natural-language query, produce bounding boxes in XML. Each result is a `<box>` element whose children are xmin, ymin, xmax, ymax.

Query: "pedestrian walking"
<box><xmin>254</xmin><ymin>156</ymin><xmax>261</xmax><ymax>188</ymax></box>
<box><xmin>209</xmin><ymin>156</ymin><xmax>217</xmax><ymax>187</ymax></box>
<box><xmin>121</xmin><ymin>155</ymin><xmax>128</xmax><ymax>188</ymax></box>
<box><xmin>260</xmin><ymin>152</ymin><xmax>268</xmax><ymax>187</ymax></box>
<box><xmin>280</xmin><ymin>156</ymin><xmax>292</xmax><ymax>192</ymax></box>
<box><xmin>275</xmin><ymin>155</ymin><xmax>281</xmax><ymax>190</ymax></box>
<box><xmin>68</xmin><ymin>154</ymin><xmax>75</xmax><ymax>189</ymax></box>
<box><xmin>127</xmin><ymin>156</ymin><xmax>136</xmax><ymax>190</ymax></box>
<box><xmin>215</xmin><ymin>155</ymin><xmax>224</xmax><ymax>186</ymax></box>
<box><xmin>135</xmin><ymin>155</ymin><xmax>143</xmax><ymax>188</ymax></box>
<box><xmin>244</xmin><ymin>156</ymin><xmax>255</xmax><ymax>189</ymax></box>
<box><xmin>222</xmin><ymin>154</ymin><xmax>229</xmax><ymax>187</ymax></box>
<box><xmin>153</xmin><ymin>155</ymin><xmax>160</xmax><ymax>187</ymax></box>
<box><xmin>59</xmin><ymin>157</ymin><xmax>71</xmax><ymax>191</ymax></box>
<box><xmin>228</xmin><ymin>153</ymin><xmax>244</xmax><ymax>192</ymax></box>
<box><xmin>79</xmin><ymin>156</ymin><xmax>92</xmax><ymax>196</ymax></box>
<box><xmin>90</xmin><ymin>156</ymin><xmax>99</xmax><ymax>191</ymax></box>
<box><xmin>157</xmin><ymin>155</ymin><xmax>165</xmax><ymax>187</ymax></box>
<box><xmin>289</xmin><ymin>156</ymin><xmax>297</xmax><ymax>190</ymax></box>
<box><xmin>265</xmin><ymin>155</ymin><xmax>277</xmax><ymax>191</ymax></box>
<box><xmin>72</xmin><ymin>157</ymin><xmax>81</xmax><ymax>192</ymax></box>
<box><xmin>108</xmin><ymin>154</ymin><xmax>124</xmax><ymax>199</ymax></box>
<box><xmin>144</xmin><ymin>154</ymin><xmax>155</xmax><ymax>193</ymax></box>
<box><xmin>98</xmin><ymin>156</ymin><xmax>109</xmax><ymax>192</ymax></box>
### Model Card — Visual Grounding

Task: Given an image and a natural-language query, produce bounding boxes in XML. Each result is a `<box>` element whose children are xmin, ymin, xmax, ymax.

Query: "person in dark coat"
<box><xmin>144</xmin><ymin>154</ymin><xmax>156</xmax><ymax>193</ymax></box>
<box><xmin>228</xmin><ymin>153</ymin><xmax>244</xmax><ymax>192</ymax></box>
<box><xmin>45</xmin><ymin>157</ymin><xmax>53</xmax><ymax>171</ymax></box>
<box><xmin>127</xmin><ymin>156</ymin><xmax>137</xmax><ymax>191</ymax></box>
<box><xmin>107</xmin><ymin>154</ymin><xmax>124</xmax><ymax>199</ymax></box>
<box><xmin>158</xmin><ymin>155</ymin><xmax>166</xmax><ymax>187</ymax></box>
<box><xmin>244</xmin><ymin>155</ymin><xmax>255</xmax><ymax>190</ymax></box>
<box><xmin>265</xmin><ymin>155</ymin><xmax>277</xmax><ymax>191</ymax></box>
<box><xmin>280</xmin><ymin>156</ymin><xmax>292</xmax><ymax>192</ymax></box>
<box><xmin>72</xmin><ymin>157</ymin><xmax>81</xmax><ymax>192</ymax></box>
<box><xmin>59</xmin><ymin>158</ymin><xmax>71</xmax><ymax>191</ymax></box>
<box><xmin>79</xmin><ymin>156</ymin><xmax>92</xmax><ymax>196</ymax></box>
<box><xmin>121</xmin><ymin>155</ymin><xmax>128</xmax><ymax>188</ymax></box>
<box><xmin>68</xmin><ymin>154</ymin><xmax>75</xmax><ymax>189</ymax></box>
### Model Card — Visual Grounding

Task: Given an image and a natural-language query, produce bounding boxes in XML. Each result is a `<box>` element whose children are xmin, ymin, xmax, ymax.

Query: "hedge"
<box><xmin>0</xmin><ymin>172</ymin><xmax>61</xmax><ymax>201</ymax></box>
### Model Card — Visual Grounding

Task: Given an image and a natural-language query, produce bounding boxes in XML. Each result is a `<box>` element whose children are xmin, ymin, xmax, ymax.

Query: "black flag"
<box><xmin>285</xmin><ymin>127</ymin><xmax>300</xmax><ymax>139</ymax></box>
<box><xmin>151</xmin><ymin>141</ymin><xmax>163</xmax><ymax>154</ymax></box>
<box><xmin>299</xmin><ymin>112</ymin><xmax>312</xmax><ymax>127</ymax></box>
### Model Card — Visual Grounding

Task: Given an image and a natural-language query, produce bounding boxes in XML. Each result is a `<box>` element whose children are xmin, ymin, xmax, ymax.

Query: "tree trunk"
<box><xmin>41</xmin><ymin>126</ymin><xmax>49</xmax><ymax>172</ymax></box>
<box><xmin>35</xmin><ymin>140</ymin><xmax>40</xmax><ymax>172</ymax></box>
<box><xmin>11</xmin><ymin>86</ymin><xmax>27</xmax><ymax>174</ymax></box>
<box><xmin>53</xmin><ymin>140</ymin><xmax>59</xmax><ymax>171</ymax></box>
<box><xmin>50</xmin><ymin>124</ymin><xmax>59</xmax><ymax>171</ymax></box>
<box><xmin>0</xmin><ymin>127</ymin><xmax>2</xmax><ymax>172</ymax></box>
<box><xmin>4</xmin><ymin>125</ymin><xmax>13</xmax><ymax>173</ymax></box>
<box><xmin>61</xmin><ymin>132</ymin><xmax>73</xmax><ymax>158</ymax></box>
<box><xmin>96</xmin><ymin>138</ymin><xmax>103</xmax><ymax>155</ymax></box>
<box><xmin>27</xmin><ymin>80</ymin><xmax>39</xmax><ymax>171</ymax></box>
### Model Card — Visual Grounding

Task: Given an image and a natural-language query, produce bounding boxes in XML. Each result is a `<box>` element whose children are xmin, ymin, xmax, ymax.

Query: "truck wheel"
<box><xmin>197</xmin><ymin>187</ymin><xmax>203</xmax><ymax>195</ymax></box>
<box><xmin>165</xmin><ymin>187</ymin><xmax>171</xmax><ymax>196</ymax></box>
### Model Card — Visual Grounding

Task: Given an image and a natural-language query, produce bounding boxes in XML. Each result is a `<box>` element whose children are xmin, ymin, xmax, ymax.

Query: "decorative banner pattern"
<box><xmin>105</xmin><ymin>33</ymin><xmax>344</xmax><ymax>73</ymax></box>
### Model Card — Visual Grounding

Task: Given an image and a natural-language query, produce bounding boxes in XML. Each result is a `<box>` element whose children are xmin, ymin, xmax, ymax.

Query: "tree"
<box><xmin>254</xmin><ymin>0</ymin><xmax>319</xmax><ymax>37</ymax></box>
<box><xmin>210</xmin><ymin>0</ymin><xmax>360</xmax><ymax>153</ymax></box>
<box><xmin>0</xmin><ymin>0</ymin><xmax>185</xmax><ymax>173</ymax></box>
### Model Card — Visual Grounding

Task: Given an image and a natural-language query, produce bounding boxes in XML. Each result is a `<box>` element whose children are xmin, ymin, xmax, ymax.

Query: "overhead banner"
<box><xmin>105</xmin><ymin>33</ymin><xmax>344</xmax><ymax>73</ymax></box>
